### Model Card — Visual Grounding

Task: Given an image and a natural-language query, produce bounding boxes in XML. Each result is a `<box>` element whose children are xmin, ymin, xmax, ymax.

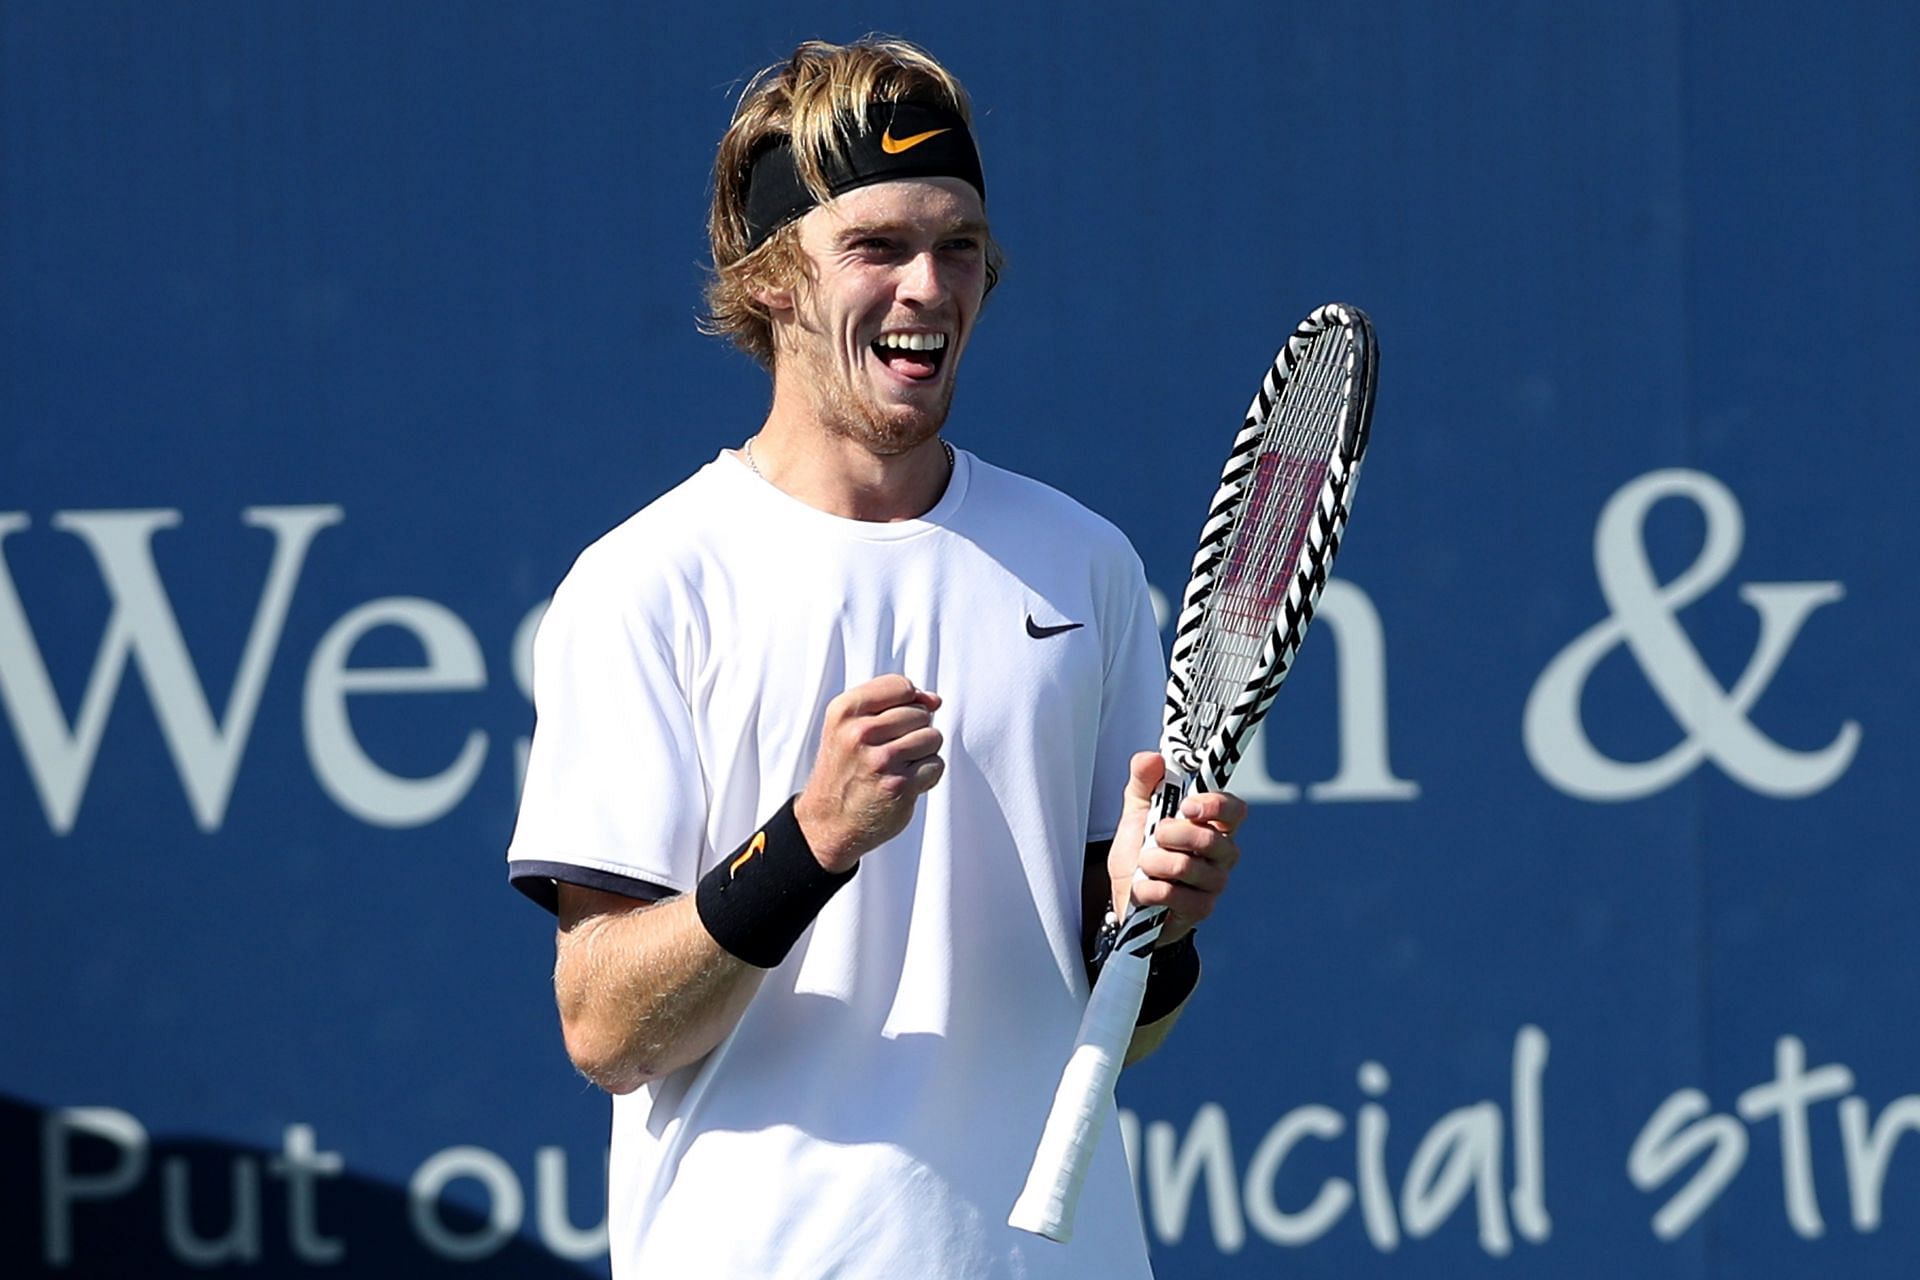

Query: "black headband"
<box><xmin>742</xmin><ymin>100</ymin><xmax>986</xmax><ymax>251</ymax></box>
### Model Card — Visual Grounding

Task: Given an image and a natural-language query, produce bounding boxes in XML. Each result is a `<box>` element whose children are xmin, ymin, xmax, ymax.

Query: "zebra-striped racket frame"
<box><xmin>1162</xmin><ymin>301</ymin><xmax>1375</xmax><ymax>791</ymax></box>
<box><xmin>1008</xmin><ymin>303</ymin><xmax>1377</xmax><ymax>1245</ymax></box>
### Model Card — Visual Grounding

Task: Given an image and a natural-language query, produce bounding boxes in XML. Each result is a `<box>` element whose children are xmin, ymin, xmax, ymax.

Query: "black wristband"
<box><xmin>1137</xmin><ymin>931</ymin><xmax>1202</xmax><ymax>1026</ymax></box>
<box><xmin>695</xmin><ymin>797</ymin><xmax>855</xmax><ymax>968</ymax></box>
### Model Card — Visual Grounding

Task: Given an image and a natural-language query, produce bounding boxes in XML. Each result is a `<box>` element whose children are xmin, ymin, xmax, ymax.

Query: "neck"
<box><xmin>747</xmin><ymin>395</ymin><xmax>953</xmax><ymax>521</ymax></box>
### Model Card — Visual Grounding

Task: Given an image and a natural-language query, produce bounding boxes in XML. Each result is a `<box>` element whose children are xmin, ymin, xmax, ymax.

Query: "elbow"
<box><xmin>553</xmin><ymin>917</ymin><xmax>660</xmax><ymax>1094</ymax></box>
<box><xmin>560</xmin><ymin>1014</ymin><xmax>656</xmax><ymax>1095</ymax></box>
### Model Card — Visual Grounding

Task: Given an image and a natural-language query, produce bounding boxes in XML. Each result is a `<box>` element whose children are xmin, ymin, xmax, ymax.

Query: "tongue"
<box><xmin>881</xmin><ymin>350</ymin><xmax>938</xmax><ymax>380</ymax></box>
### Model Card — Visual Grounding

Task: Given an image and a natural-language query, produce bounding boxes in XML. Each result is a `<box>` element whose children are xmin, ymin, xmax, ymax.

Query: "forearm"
<box><xmin>554</xmin><ymin>892</ymin><xmax>765</xmax><ymax>1095</ymax></box>
<box><xmin>540</xmin><ymin>676</ymin><xmax>941</xmax><ymax>1095</ymax></box>
<box><xmin>550</xmin><ymin>784</ymin><xmax>880</xmax><ymax>1094</ymax></box>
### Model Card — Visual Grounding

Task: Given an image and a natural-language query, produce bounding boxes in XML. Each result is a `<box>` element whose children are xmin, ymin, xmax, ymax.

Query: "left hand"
<box><xmin>1107</xmin><ymin>751</ymin><xmax>1247</xmax><ymax>947</ymax></box>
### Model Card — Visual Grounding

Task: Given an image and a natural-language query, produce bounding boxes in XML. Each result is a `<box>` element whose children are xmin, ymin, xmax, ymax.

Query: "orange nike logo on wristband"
<box><xmin>881</xmin><ymin>126</ymin><xmax>950</xmax><ymax>154</ymax></box>
<box><xmin>729</xmin><ymin>831</ymin><xmax>767</xmax><ymax>878</ymax></box>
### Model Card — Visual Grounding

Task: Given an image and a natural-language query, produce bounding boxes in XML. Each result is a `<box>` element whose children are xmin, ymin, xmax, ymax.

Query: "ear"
<box><xmin>755</xmin><ymin>282</ymin><xmax>797</xmax><ymax>317</ymax></box>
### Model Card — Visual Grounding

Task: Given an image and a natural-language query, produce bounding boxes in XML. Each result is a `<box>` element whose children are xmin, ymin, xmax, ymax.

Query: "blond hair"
<box><xmin>700</xmin><ymin>37</ymin><xmax>1002</xmax><ymax>368</ymax></box>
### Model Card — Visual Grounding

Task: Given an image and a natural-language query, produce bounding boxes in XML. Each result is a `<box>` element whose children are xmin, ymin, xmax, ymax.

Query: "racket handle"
<box><xmin>1009</xmin><ymin>778</ymin><xmax>1183</xmax><ymax>1241</ymax></box>
<box><xmin>1008</xmin><ymin>908</ymin><xmax>1160</xmax><ymax>1241</ymax></box>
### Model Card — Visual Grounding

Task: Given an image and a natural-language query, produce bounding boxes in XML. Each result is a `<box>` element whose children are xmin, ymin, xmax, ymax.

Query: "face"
<box><xmin>763</xmin><ymin>177</ymin><xmax>990</xmax><ymax>454</ymax></box>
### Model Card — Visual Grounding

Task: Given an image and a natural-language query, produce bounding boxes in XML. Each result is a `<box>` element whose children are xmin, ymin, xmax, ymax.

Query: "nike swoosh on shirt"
<box><xmin>881</xmin><ymin>126</ymin><xmax>951</xmax><ymax>154</ymax></box>
<box><xmin>1025</xmin><ymin>615</ymin><xmax>1085</xmax><ymax>639</ymax></box>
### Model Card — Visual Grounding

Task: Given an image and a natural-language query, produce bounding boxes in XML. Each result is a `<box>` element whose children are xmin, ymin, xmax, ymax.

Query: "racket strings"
<box><xmin>1182</xmin><ymin>329</ymin><xmax>1353</xmax><ymax>743</ymax></box>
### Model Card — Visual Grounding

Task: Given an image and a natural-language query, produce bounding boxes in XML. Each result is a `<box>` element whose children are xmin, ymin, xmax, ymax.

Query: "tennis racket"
<box><xmin>1008</xmin><ymin>302</ymin><xmax>1378</xmax><ymax>1242</ymax></box>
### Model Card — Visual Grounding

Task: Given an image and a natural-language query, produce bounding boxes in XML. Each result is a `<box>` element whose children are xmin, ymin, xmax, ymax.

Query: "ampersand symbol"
<box><xmin>1525</xmin><ymin>469</ymin><xmax>1859</xmax><ymax>801</ymax></box>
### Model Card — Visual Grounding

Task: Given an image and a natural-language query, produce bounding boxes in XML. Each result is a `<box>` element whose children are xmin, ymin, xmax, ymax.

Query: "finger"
<box><xmin>1123</xmin><ymin>751</ymin><xmax>1166</xmax><ymax>809</ymax></box>
<box><xmin>1139</xmin><ymin>819</ymin><xmax>1238</xmax><ymax>875</ymax></box>
<box><xmin>1181</xmin><ymin>790</ymin><xmax>1248</xmax><ymax>833</ymax></box>
<box><xmin>874</xmin><ymin>745</ymin><xmax>945</xmax><ymax>799</ymax></box>
<box><xmin>871</xmin><ymin>725</ymin><xmax>943</xmax><ymax>769</ymax></box>
<box><xmin>1128</xmin><ymin>878</ymin><xmax>1220</xmax><ymax>928</ymax></box>
<box><xmin>839</xmin><ymin>674</ymin><xmax>929</xmax><ymax>717</ymax></box>
<box><xmin>1135</xmin><ymin>843</ymin><xmax>1231</xmax><ymax>895</ymax></box>
<box><xmin>857</xmin><ymin>703</ymin><xmax>937</xmax><ymax>745</ymax></box>
<box><xmin>1136</xmin><ymin>825</ymin><xmax>1244</xmax><ymax>886</ymax></box>
<box><xmin>904</xmin><ymin>753</ymin><xmax>945</xmax><ymax>793</ymax></box>
<box><xmin>1149</xmin><ymin>818</ymin><xmax>1241</xmax><ymax>870</ymax></box>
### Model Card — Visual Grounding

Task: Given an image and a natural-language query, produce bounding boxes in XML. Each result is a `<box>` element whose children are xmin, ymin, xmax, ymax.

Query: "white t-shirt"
<box><xmin>509</xmin><ymin>447</ymin><xmax>1165</xmax><ymax>1279</ymax></box>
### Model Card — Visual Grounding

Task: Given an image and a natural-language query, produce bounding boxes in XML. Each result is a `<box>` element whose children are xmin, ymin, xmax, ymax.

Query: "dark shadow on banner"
<box><xmin>2</xmin><ymin>1094</ymin><xmax>605</xmax><ymax>1277</ymax></box>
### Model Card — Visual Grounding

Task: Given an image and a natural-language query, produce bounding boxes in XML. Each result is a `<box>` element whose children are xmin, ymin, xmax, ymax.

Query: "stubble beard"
<box><xmin>799</xmin><ymin>341</ymin><xmax>957</xmax><ymax>458</ymax></box>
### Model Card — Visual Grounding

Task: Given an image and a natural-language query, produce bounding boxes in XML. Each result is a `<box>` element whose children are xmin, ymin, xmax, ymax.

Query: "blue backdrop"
<box><xmin>5</xmin><ymin>3</ymin><xmax>1917</xmax><ymax>1276</ymax></box>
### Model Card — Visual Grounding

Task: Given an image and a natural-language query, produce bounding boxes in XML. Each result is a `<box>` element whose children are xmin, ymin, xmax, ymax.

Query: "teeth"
<box><xmin>875</xmin><ymin>332</ymin><xmax>948</xmax><ymax>352</ymax></box>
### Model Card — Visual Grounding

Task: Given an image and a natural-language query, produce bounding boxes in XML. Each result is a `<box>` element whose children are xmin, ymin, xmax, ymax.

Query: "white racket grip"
<box><xmin>1007</xmin><ymin>931</ymin><xmax>1155</xmax><ymax>1241</ymax></box>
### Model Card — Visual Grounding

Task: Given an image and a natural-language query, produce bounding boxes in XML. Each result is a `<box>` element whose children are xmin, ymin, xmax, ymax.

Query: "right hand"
<box><xmin>794</xmin><ymin>674</ymin><xmax>945</xmax><ymax>873</ymax></box>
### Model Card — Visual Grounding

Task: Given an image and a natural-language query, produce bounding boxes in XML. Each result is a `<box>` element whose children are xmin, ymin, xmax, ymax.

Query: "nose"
<box><xmin>896</xmin><ymin>250</ymin><xmax>949</xmax><ymax>306</ymax></box>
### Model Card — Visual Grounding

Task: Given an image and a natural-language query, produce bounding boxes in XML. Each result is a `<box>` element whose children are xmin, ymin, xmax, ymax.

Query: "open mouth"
<box><xmin>872</xmin><ymin>331</ymin><xmax>949</xmax><ymax>381</ymax></box>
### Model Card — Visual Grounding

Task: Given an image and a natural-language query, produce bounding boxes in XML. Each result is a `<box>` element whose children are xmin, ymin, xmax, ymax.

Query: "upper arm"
<box><xmin>508</xmin><ymin>568</ymin><xmax>710</xmax><ymax>902</ymax></box>
<box><xmin>557</xmin><ymin>881</ymin><xmax>659</xmax><ymax>935</ymax></box>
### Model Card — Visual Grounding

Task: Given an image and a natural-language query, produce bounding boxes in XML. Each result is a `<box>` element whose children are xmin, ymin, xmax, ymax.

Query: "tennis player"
<box><xmin>508</xmin><ymin>36</ymin><xmax>1246</xmax><ymax>1278</ymax></box>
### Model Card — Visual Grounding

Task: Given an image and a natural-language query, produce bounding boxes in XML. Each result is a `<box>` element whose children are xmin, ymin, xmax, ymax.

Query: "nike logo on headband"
<box><xmin>881</xmin><ymin>126</ymin><xmax>951</xmax><ymax>154</ymax></box>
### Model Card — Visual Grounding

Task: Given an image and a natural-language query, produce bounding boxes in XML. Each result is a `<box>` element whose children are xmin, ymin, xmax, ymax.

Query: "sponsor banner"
<box><xmin>4</xmin><ymin>3</ymin><xmax>1915</xmax><ymax>1276</ymax></box>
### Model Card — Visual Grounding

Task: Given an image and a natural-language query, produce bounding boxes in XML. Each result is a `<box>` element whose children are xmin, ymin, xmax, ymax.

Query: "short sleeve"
<box><xmin>506</xmin><ymin>561</ymin><xmax>711</xmax><ymax>913</ymax></box>
<box><xmin>1088</xmin><ymin>560</ymin><xmax>1166</xmax><ymax>840</ymax></box>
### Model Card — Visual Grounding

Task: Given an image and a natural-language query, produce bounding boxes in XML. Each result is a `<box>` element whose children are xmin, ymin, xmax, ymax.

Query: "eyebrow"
<box><xmin>833</xmin><ymin>218</ymin><xmax>991</xmax><ymax>246</ymax></box>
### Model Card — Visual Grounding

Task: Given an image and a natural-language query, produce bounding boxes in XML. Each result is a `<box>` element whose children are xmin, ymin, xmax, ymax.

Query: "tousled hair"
<box><xmin>699</xmin><ymin>36</ymin><xmax>1002</xmax><ymax>368</ymax></box>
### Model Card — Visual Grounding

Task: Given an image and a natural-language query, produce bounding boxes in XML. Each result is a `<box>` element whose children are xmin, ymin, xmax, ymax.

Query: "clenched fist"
<box><xmin>794</xmin><ymin>675</ymin><xmax>945</xmax><ymax>873</ymax></box>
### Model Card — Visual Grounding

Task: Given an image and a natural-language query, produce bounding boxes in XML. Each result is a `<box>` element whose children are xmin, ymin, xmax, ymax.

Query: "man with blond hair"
<box><xmin>509</xmin><ymin>37</ymin><xmax>1246</xmax><ymax>1278</ymax></box>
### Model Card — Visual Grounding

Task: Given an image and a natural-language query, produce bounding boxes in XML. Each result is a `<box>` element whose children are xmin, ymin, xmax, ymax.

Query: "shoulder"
<box><xmin>959</xmin><ymin>452</ymin><xmax>1144</xmax><ymax>570</ymax></box>
<box><xmin>544</xmin><ymin>457</ymin><xmax>744</xmax><ymax>637</ymax></box>
<box><xmin>952</xmin><ymin>452</ymin><xmax>1157</xmax><ymax>648</ymax></box>
<box><xmin>559</xmin><ymin>456</ymin><xmax>754</xmax><ymax>591</ymax></box>
<box><xmin>577</xmin><ymin>459</ymin><xmax>736</xmax><ymax>571</ymax></box>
